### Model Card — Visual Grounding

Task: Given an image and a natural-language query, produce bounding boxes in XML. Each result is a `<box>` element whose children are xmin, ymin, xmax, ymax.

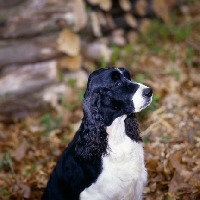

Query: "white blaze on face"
<box><xmin>132</xmin><ymin>83</ymin><xmax>152</xmax><ymax>112</ymax></box>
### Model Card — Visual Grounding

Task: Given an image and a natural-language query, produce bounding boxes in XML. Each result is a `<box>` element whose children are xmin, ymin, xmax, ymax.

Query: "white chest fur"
<box><xmin>80</xmin><ymin>115</ymin><xmax>147</xmax><ymax>200</ymax></box>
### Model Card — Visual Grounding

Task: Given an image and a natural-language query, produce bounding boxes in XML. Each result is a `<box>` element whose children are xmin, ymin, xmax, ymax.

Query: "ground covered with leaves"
<box><xmin>0</xmin><ymin>1</ymin><xmax>200</xmax><ymax>199</ymax></box>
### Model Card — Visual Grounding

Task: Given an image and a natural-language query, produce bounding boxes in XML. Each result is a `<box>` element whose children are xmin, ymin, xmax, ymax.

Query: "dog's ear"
<box><xmin>75</xmin><ymin>90</ymin><xmax>108</xmax><ymax>162</ymax></box>
<box><xmin>118</xmin><ymin>68</ymin><xmax>131</xmax><ymax>80</ymax></box>
<box><xmin>124</xmin><ymin>113</ymin><xmax>142</xmax><ymax>142</ymax></box>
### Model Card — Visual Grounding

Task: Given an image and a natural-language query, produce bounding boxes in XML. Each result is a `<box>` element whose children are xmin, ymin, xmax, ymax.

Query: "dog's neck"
<box><xmin>106</xmin><ymin>115</ymin><xmax>127</xmax><ymax>146</ymax></box>
<box><xmin>106</xmin><ymin>114</ymin><xmax>142</xmax><ymax>145</ymax></box>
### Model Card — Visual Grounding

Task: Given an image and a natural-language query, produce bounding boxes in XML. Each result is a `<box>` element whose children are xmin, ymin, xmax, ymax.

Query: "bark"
<box><xmin>99</xmin><ymin>0</ymin><xmax>112</xmax><ymax>11</ymax></box>
<box><xmin>0</xmin><ymin>96</ymin><xmax>51</xmax><ymax>121</ymax></box>
<box><xmin>0</xmin><ymin>33</ymin><xmax>62</xmax><ymax>67</ymax></box>
<box><xmin>0</xmin><ymin>0</ymin><xmax>24</xmax><ymax>9</ymax></box>
<box><xmin>0</xmin><ymin>31</ymin><xmax>114</xmax><ymax>68</ymax></box>
<box><xmin>0</xmin><ymin>60</ymin><xmax>57</xmax><ymax>96</ymax></box>
<box><xmin>0</xmin><ymin>0</ymin><xmax>87</xmax><ymax>38</ymax></box>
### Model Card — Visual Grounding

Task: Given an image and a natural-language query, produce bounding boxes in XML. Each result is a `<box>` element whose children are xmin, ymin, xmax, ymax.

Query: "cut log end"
<box><xmin>82</xmin><ymin>42</ymin><xmax>112</xmax><ymax>62</ymax></box>
<box><xmin>119</xmin><ymin>0</ymin><xmax>131</xmax><ymax>12</ymax></box>
<box><xmin>111</xmin><ymin>29</ymin><xmax>126</xmax><ymax>46</ymax></box>
<box><xmin>125</xmin><ymin>13</ymin><xmax>138</xmax><ymax>28</ymax></box>
<box><xmin>99</xmin><ymin>0</ymin><xmax>112</xmax><ymax>11</ymax></box>
<box><xmin>57</xmin><ymin>29</ymin><xmax>81</xmax><ymax>56</ymax></box>
<box><xmin>57</xmin><ymin>55</ymin><xmax>82</xmax><ymax>71</ymax></box>
<box><xmin>126</xmin><ymin>30</ymin><xmax>139</xmax><ymax>44</ymax></box>
<box><xmin>153</xmin><ymin>0</ymin><xmax>170</xmax><ymax>22</ymax></box>
<box><xmin>135</xmin><ymin>0</ymin><xmax>148</xmax><ymax>16</ymax></box>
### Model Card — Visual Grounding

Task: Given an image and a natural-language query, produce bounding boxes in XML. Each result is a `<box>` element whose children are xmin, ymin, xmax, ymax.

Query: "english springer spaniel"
<box><xmin>42</xmin><ymin>67</ymin><xmax>153</xmax><ymax>200</ymax></box>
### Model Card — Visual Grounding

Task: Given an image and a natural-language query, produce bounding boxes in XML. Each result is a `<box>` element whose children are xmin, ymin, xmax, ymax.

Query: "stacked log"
<box><xmin>0</xmin><ymin>0</ymin><xmax>180</xmax><ymax>120</ymax></box>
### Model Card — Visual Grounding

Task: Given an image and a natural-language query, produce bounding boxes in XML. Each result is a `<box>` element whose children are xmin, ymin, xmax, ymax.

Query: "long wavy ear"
<box><xmin>124</xmin><ymin>113</ymin><xmax>142</xmax><ymax>142</ymax></box>
<box><xmin>75</xmin><ymin>90</ymin><xmax>109</xmax><ymax>162</ymax></box>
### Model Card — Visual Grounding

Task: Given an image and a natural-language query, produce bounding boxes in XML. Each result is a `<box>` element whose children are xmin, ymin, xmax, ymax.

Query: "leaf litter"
<box><xmin>0</xmin><ymin>1</ymin><xmax>200</xmax><ymax>199</ymax></box>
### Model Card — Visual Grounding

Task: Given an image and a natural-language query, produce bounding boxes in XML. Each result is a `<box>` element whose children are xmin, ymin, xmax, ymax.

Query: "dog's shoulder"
<box><xmin>42</xmin><ymin>131</ymin><xmax>102</xmax><ymax>200</ymax></box>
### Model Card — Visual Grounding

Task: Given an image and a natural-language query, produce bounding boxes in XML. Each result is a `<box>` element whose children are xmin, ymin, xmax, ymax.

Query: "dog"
<box><xmin>42</xmin><ymin>67</ymin><xmax>153</xmax><ymax>200</ymax></box>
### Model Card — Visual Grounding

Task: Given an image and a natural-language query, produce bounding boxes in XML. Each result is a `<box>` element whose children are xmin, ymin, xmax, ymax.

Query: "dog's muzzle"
<box><xmin>132</xmin><ymin>83</ymin><xmax>153</xmax><ymax>112</ymax></box>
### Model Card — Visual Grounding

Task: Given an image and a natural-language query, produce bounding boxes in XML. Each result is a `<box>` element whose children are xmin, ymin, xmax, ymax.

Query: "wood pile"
<box><xmin>0</xmin><ymin>0</ymin><xmax>180</xmax><ymax>120</ymax></box>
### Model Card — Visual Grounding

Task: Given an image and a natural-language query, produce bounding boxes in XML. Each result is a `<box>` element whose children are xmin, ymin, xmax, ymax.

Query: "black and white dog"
<box><xmin>42</xmin><ymin>67</ymin><xmax>153</xmax><ymax>200</ymax></box>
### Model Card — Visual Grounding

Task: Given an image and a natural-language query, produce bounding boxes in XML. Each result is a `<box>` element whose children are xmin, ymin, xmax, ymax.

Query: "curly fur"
<box><xmin>125</xmin><ymin>113</ymin><xmax>142</xmax><ymax>142</ymax></box>
<box><xmin>75</xmin><ymin>82</ymin><xmax>109</xmax><ymax>162</ymax></box>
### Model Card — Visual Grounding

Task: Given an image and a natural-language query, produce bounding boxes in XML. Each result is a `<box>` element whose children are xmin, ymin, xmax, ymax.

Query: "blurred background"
<box><xmin>0</xmin><ymin>0</ymin><xmax>199</xmax><ymax>199</ymax></box>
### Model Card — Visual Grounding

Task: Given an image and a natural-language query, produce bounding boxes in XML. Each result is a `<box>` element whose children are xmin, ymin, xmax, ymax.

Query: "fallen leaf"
<box><xmin>17</xmin><ymin>182</ymin><xmax>31</xmax><ymax>198</ymax></box>
<box><xmin>12</xmin><ymin>140</ymin><xmax>30</xmax><ymax>162</ymax></box>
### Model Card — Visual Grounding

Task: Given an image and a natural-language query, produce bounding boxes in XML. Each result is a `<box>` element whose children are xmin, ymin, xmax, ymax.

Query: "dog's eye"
<box><xmin>115</xmin><ymin>81</ymin><xmax>122</xmax><ymax>87</ymax></box>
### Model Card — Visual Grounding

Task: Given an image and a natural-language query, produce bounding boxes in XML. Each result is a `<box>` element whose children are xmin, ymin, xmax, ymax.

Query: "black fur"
<box><xmin>42</xmin><ymin>67</ymin><xmax>144</xmax><ymax>200</ymax></box>
<box><xmin>125</xmin><ymin>113</ymin><xmax>142</xmax><ymax>142</ymax></box>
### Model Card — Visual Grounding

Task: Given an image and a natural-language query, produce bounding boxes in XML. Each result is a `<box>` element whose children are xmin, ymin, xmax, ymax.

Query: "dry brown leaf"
<box><xmin>12</xmin><ymin>140</ymin><xmax>30</xmax><ymax>162</ymax></box>
<box><xmin>17</xmin><ymin>182</ymin><xmax>31</xmax><ymax>198</ymax></box>
<box><xmin>146</xmin><ymin>158</ymin><xmax>158</xmax><ymax>171</ymax></box>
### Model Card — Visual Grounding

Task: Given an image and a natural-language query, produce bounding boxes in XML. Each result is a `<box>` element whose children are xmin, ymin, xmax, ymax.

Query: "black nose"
<box><xmin>143</xmin><ymin>88</ymin><xmax>153</xmax><ymax>98</ymax></box>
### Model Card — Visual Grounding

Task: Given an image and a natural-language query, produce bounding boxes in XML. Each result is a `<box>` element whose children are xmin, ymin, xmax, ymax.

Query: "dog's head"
<box><xmin>76</xmin><ymin>68</ymin><xmax>153</xmax><ymax>162</ymax></box>
<box><xmin>83</xmin><ymin>67</ymin><xmax>152</xmax><ymax>126</ymax></box>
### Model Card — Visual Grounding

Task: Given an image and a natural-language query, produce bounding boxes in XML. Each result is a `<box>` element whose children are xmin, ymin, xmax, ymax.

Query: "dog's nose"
<box><xmin>143</xmin><ymin>88</ymin><xmax>153</xmax><ymax>98</ymax></box>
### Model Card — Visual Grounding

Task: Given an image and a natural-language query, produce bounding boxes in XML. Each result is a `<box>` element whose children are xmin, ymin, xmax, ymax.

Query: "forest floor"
<box><xmin>0</xmin><ymin>0</ymin><xmax>200</xmax><ymax>199</ymax></box>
